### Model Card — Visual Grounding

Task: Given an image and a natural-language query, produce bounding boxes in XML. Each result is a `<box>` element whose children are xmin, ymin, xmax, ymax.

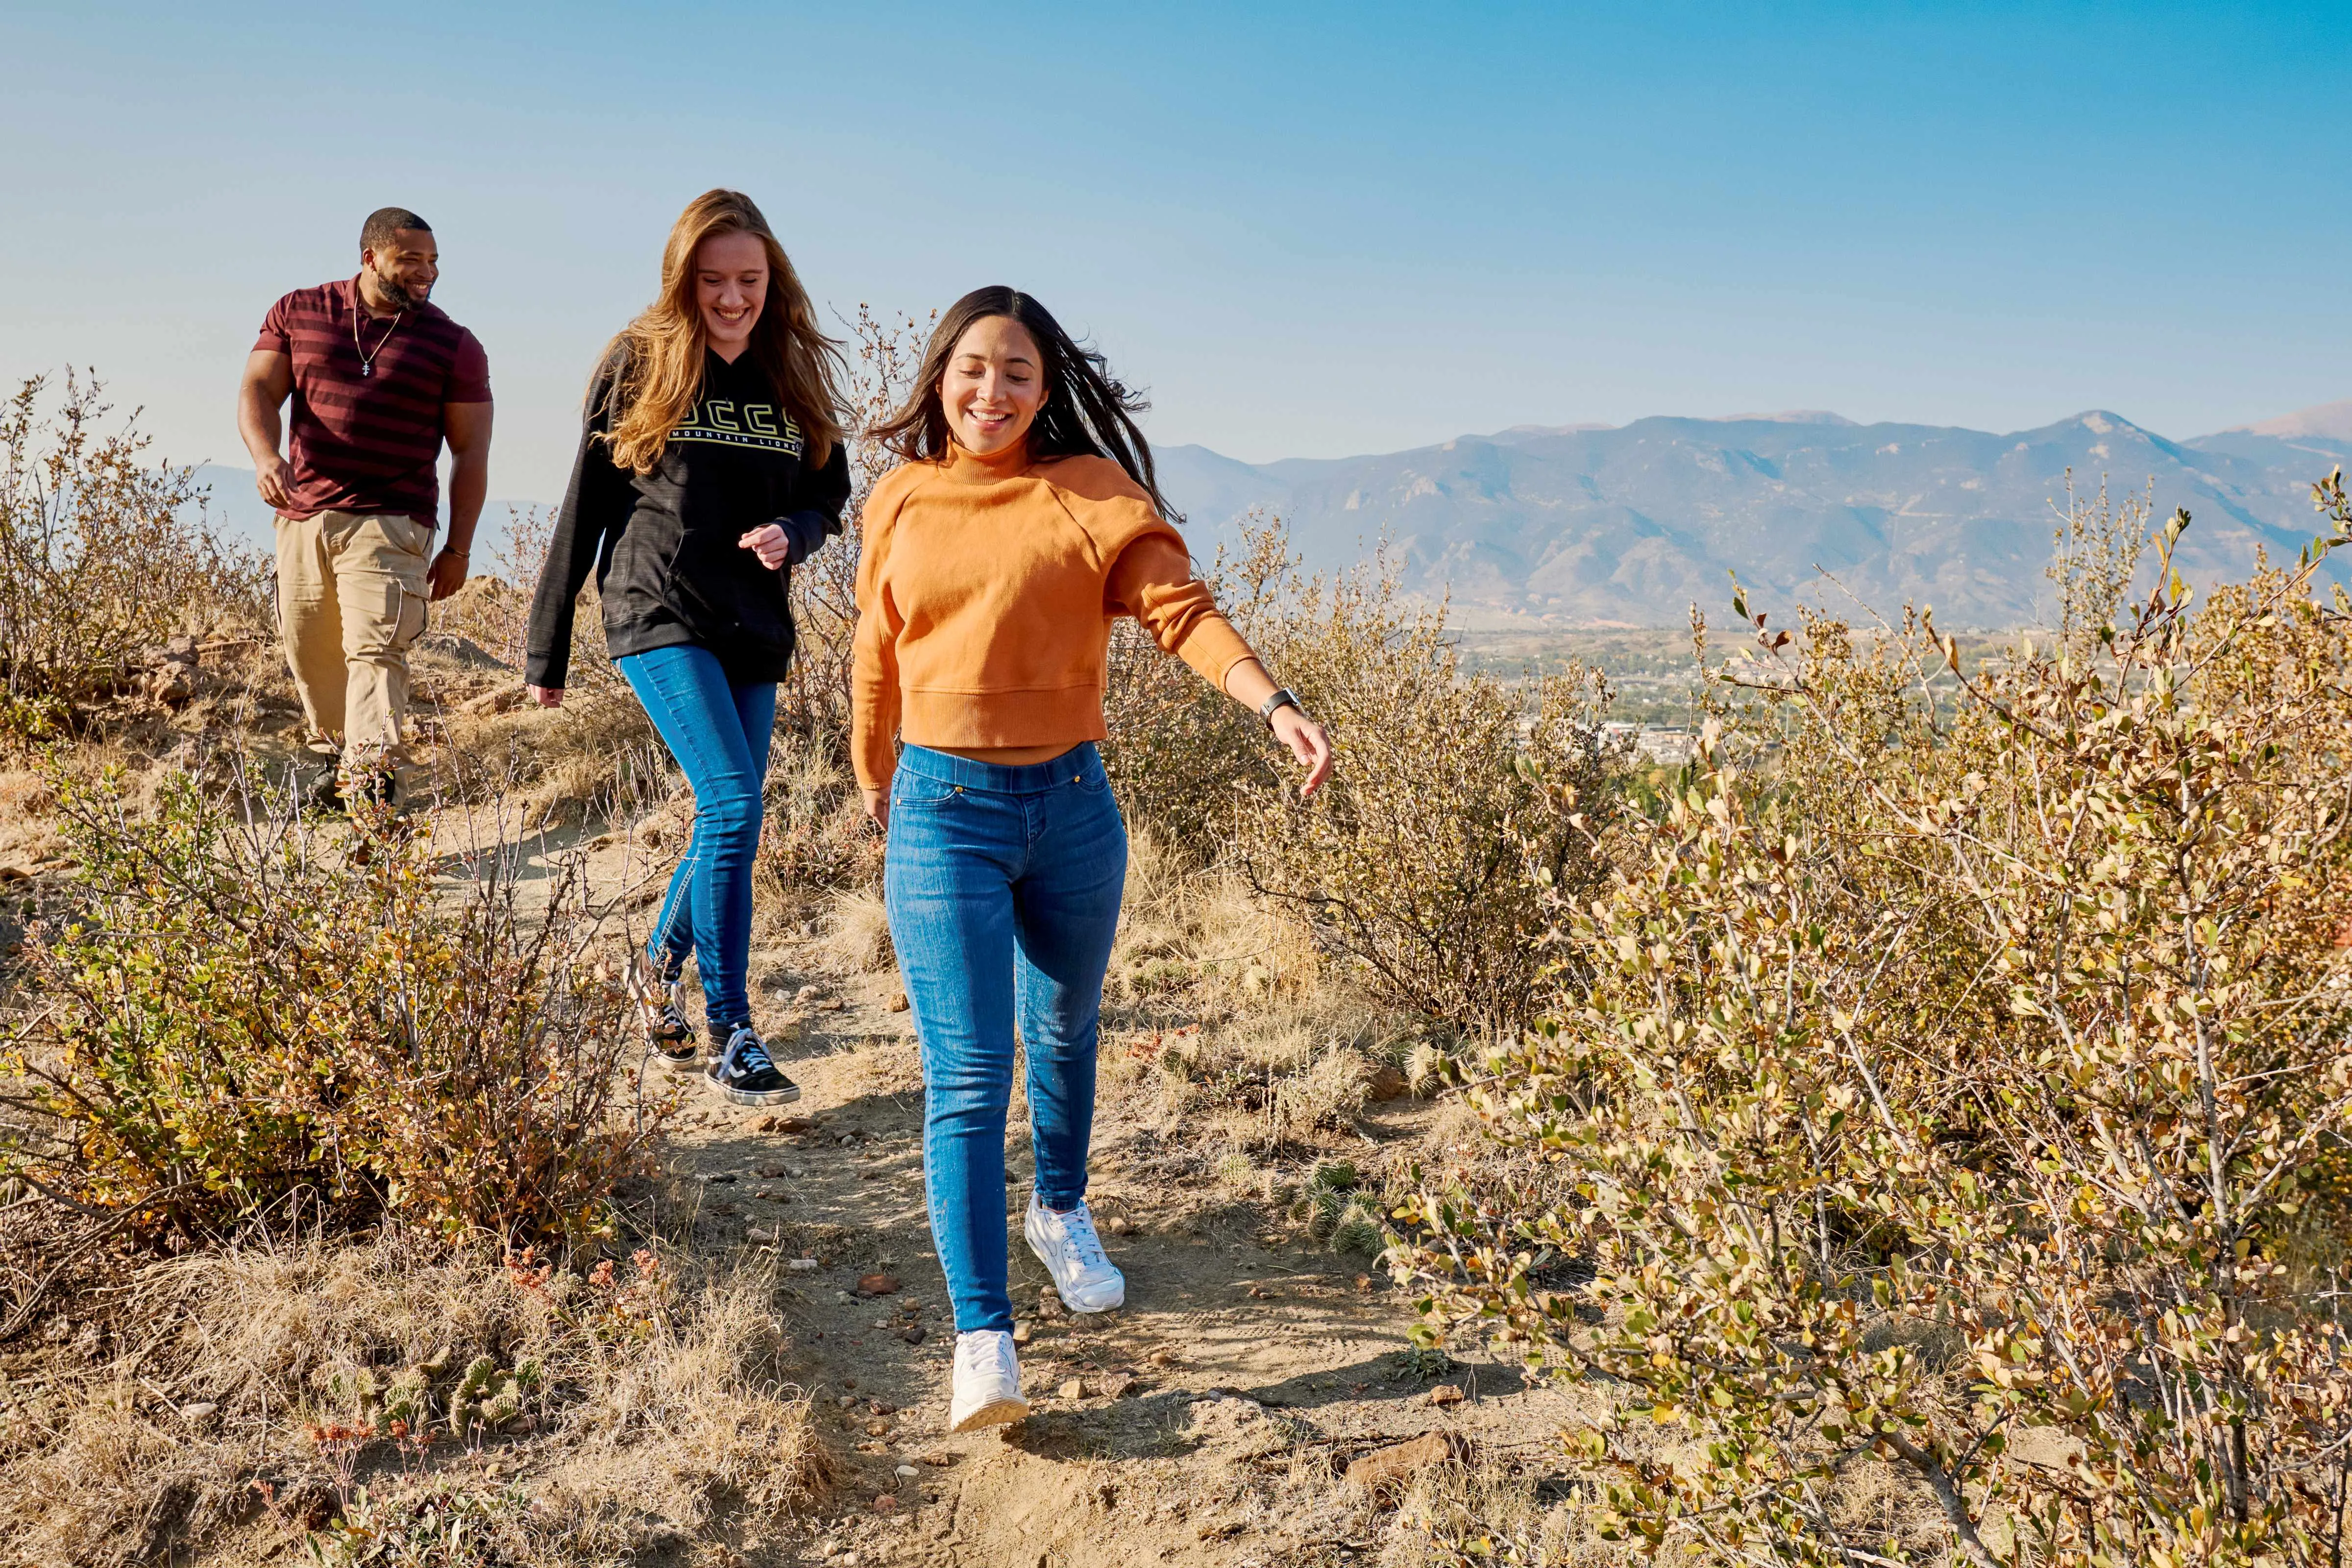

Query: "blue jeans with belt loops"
<box><xmin>884</xmin><ymin>742</ymin><xmax>1127</xmax><ymax>1335</ymax></box>
<box><xmin>616</xmin><ymin>644</ymin><xmax>776</xmax><ymax>1030</ymax></box>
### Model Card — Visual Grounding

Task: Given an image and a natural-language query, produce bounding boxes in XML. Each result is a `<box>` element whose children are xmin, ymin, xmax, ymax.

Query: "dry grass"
<box><xmin>1108</xmin><ymin>828</ymin><xmax>1323</xmax><ymax>1011</ymax></box>
<box><xmin>417</xmin><ymin>561</ymin><xmax>675</xmax><ymax>833</ymax></box>
<box><xmin>0</xmin><ymin>1231</ymin><xmax>828</xmax><ymax>1566</ymax></box>
<box><xmin>1071</xmin><ymin>818</ymin><xmax>1447</xmax><ymax>1251</ymax></box>
<box><xmin>1394</xmin><ymin>1456</ymin><xmax>1593</xmax><ymax>1568</ymax></box>
<box><xmin>1122</xmin><ymin>989</ymin><xmax>1416</xmax><ymax>1157</ymax></box>
<box><xmin>436</xmin><ymin>693</ymin><xmax>671</xmax><ymax>832</ymax></box>
<box><xmin>760</xmin><ymin>744</ymin><xmax>877</xmax><ymax>895</ymax></box>
<box><xmin>814</xmin><ymin>885</ymin><xmax>895</xmax><ymax>974</ymax></box>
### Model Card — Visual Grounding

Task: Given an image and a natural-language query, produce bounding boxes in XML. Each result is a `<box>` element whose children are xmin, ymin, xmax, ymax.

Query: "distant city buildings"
<box><xmin>1603</xmin><ymin>721</ymin><xmax>1698</xmax><ymax>765</ymax></box>
<box><xmin>1513</xmin><ymin>715</ymin><xmax>1699</xmax><ymax>766</ymax></box>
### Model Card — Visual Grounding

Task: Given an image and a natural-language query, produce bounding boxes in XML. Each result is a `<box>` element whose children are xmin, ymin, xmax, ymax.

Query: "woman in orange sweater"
<box><xmin>855</xmin><ymin>288</ymin><xmax>1331</xmax><ymax>1430</ymax></box>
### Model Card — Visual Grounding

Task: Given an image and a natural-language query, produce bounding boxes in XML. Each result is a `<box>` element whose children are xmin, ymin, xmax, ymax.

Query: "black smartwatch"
<box><xmin>1258</xmin><ymin>686</ymin><xmax>1303</xmax><ymax>730</ymax></box>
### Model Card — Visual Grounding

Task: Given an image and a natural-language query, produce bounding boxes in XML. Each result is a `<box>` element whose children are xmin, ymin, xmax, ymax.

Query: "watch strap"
<box><xmin>1258</xmin><ymin>687</ymin><xmax>1302</xmax><ymax>729</ymax></box>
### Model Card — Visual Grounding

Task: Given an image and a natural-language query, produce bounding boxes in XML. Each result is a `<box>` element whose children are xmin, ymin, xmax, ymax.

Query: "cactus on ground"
<box><xmin>456</xmin><ymin>1354</ymin><xmax>498</xmax><ymax>1399</ymax></box>
<box><xmin>381</xmin><ymin>1367</ymin><xmax>430</xmax><ymax>1426</ymax></box>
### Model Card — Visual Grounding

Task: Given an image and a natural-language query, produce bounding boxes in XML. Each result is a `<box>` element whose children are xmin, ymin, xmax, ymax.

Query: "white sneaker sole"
<box><xmin>1024</xmin><ymin>1212</ymin><xmax>1126</xmax><ymax>1313</ymax></box>
<box><xmin>950</xmin><ymin>1394</ymin><xmax>1029</xmax><ymax>1432</ymax></box>
<box><xmin>709</xmin><ymin>1077</ymin><xmax>802</xmax><ymax>1107</ymax></box>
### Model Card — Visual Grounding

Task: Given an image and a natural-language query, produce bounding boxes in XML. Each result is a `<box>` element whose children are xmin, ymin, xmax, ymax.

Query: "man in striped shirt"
<box><xmin>237</xmin><ymin>205</ymin><xmax>494</xmax><ymax>808</ymax></box>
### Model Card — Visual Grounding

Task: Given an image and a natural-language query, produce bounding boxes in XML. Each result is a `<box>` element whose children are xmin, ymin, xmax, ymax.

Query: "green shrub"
<box><xmin>1293</xmin><ymin>1158</ymin><xmax>1387</xmax><ymax>1254</ymax></box>
<box><xmin>0</xmin><ymin>764</ymin><xmax>666</xmax><ymax>1245</ymax></box>
<box><xmin>1399</xmin><ymin>471</ymin><xmax>2352</xmax><ymax>1568</ymax></box>
<box><xmin>1230</xmin><ymin>527</ymin><xmax>1615</xmax><ymax>1036</ymax></box>
<box><xmin>1105</xmin><ymin>514</ymin><xmax>1617</xmax><ymax>1035</ymax></box>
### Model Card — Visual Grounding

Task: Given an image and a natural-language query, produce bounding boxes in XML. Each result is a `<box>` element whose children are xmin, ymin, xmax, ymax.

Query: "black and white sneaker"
<box><xmin>705</xmin><ymin>1023</ymin><xmax>801</xmax><ymax>1106</ymax></box>
<box><xmin>628</xmin><ymin>954</ymin><xmax>699</xmax><ymax>1072</ymax></box>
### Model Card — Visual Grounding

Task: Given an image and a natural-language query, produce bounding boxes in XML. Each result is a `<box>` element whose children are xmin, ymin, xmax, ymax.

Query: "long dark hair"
<box><xmin>871</xmin><ymin>286</ymin><xmax>1177</xmax><ymax>521</ymax></box>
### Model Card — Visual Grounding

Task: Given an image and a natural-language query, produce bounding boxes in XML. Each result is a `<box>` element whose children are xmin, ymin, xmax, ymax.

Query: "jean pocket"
<box><xmin>894</xmin><ymin>776</ymin><xmax>964</xmax><ymax>808</ymax></box>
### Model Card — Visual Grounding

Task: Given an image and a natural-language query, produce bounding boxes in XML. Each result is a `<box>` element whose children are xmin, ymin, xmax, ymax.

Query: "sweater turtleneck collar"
<box><xmin>940</xmin><ymin>439</ymin><xmax>1033</xmax><ymax>484</ymax></box>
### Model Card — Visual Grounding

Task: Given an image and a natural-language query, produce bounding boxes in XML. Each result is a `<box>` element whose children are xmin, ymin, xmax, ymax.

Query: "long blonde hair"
<box><xmin>595</xmin><ymin>189</ymin><xmax>847</xmax><ymax>475</ymax></box>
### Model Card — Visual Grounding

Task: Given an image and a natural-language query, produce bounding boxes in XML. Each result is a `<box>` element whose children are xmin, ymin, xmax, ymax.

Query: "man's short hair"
<box><xmin>360</xmin><ymin>207</ymin><xmax>432</xmax><ymax>252</ymax></box>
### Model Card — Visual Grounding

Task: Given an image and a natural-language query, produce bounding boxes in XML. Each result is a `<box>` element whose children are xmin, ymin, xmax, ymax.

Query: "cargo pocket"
<box><xmin>362</xmin><ymin>515</ymin><xmax>434</xmax><ymax>650</ymax></box>
<box><xmin>394</xmin><ymin>581</ymin><xmax>429</xmax><ymax>650</ymax></box>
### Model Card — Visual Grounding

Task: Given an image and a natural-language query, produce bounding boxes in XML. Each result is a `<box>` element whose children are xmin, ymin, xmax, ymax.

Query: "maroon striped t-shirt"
<box><xmin>253</xmin><ymin>276</ymin><xmax>492</xmax><ymax>521</ymax></box>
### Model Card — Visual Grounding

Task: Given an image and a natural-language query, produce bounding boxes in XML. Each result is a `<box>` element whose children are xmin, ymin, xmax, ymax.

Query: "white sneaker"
<box><xmin>1024</xmin><ymin>1194</ymin><xmax>1127</xmax><ymax>1313</ymax></box>
<box><xmin>949</xmin><ymin>1329</ymin><xmax>1029</xmax><ymax>1431</ymax></box>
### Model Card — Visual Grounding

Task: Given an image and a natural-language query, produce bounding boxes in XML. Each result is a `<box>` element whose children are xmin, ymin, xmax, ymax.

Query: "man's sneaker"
<box><xmin>705</xmin><ymin>1023</ymin><xmax>801</xmax><ymax>1106</ymax></box>
<box><xmin>1024</xmin><ymin>1194</ymin><xmax>1126</xmax><ymax>1313</ymax></box>
<box><xmin>628</xmin><ymin>955</ymin><xmax>698</xmax><ymax>1072</ymax></box>
<box><xmin>298</xmin><ymin>757</ymin><xmax>345</xmax><ymax>815</ymax></box>
<box><xmin>949</xmin><ymin>1329</ymin><xmax>1029</xmax><ymax>1431</ymax></box>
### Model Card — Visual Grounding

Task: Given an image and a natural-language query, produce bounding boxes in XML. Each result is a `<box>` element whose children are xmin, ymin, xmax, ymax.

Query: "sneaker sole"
<box><xmin>710</xmin><ymin>1079</ymin><xmax>803</xmax><ymax>1106</ymax></box>
<box><xmin>950</xmin><ymin>1395</ymin><xmax>1029</xmax><ymax>1432</ymax></box>
<box><xmin>1024</xmin><ymin>1216</ymin><xmax>1127</xmax><ymax>1313</ymax></box>
<box><xmin>657</xmin><ymin>1052</ymin><xmax>703</xmax><ymax>1075</ymax></box>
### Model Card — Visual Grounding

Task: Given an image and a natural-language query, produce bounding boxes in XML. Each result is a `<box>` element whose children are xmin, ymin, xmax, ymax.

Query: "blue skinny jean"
<box><xmin>884</xmin><ymin>742</ymin><xmax>1127</xmax><ymax>1335</ymax></box>
<box><xmin>616</xmin><ymin>644</ymin><xmax>776</xmax><ymax>1030</ymax></box>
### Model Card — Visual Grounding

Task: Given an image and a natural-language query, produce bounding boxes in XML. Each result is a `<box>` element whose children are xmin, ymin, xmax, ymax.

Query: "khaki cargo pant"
<box><xmin>273</xmin><ymin>510</ymin><xmax>434</xmax><ymax>760</ymax></box>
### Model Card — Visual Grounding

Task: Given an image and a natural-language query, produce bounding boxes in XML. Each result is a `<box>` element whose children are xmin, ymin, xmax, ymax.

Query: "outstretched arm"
<box><xmin>1213</xmin><ymin>654</ymin><xmax>1334</xmax><ymax>797</ymax></box>
<box><xmin>1109</xmin><ymin>530</ymin><xmax>1334</xmax><ymax>797</ymax></box>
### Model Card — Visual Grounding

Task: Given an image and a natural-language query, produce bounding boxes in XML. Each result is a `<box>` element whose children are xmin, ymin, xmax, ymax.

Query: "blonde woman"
<box><xmin>855</xmin><ymin>288</ymin><xmax>1334</xmax><ymax>1429</ymax></box>
<box><xmin>527</xmin><ymin>189</ymin><xmax>848</xmax><ymax>1105</ymax></box>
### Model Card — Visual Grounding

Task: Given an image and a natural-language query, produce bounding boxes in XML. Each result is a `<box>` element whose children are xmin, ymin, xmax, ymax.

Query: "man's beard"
<box><xmin>367</xmin><ymin>270</ymin><xmax>430</xmax><ymax>310</ymax></box>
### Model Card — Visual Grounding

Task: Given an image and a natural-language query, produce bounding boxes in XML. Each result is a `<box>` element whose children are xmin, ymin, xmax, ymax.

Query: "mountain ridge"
<box><xmin>2230</xmin><ymin>399</ymin><xmax>2352</xmax><ymax>441</ymax></box>
<box><xmin>1156</xmin><ymin>401</ymin><xmax>2352</xmax><ymax>629</ymax></box>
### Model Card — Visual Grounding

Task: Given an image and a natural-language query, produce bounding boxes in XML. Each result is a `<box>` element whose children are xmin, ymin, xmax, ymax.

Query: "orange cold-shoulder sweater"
<box><xmin>851</xmin><ymin>444</ymin><xmax>1257</xmax><ymax>790</ymax></box>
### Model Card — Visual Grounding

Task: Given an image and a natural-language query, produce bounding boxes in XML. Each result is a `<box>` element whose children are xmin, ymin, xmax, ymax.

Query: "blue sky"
<box><xmin>2</xmin><ymin>0</ymin><xmax>2345</xmax><ymax>506</ymax></box>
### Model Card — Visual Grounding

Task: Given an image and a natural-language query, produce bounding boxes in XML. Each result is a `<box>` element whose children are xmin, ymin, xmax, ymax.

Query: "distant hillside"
<box><xmin>1158</xmin><ymin>402</ymin><xmax>2352</xmax><ymax>629</ymax></box>
<box><xmin>2232</xmin><ymin>399</ymin><xmax>2352</xmax><ymax>441</ymax></box>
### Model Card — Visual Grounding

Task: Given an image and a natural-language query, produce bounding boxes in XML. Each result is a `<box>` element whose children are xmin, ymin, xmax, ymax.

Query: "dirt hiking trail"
<box><xmin>557</xmin><ymin>832</ymin><xmax>1580</xmax><ymax>1567</ymax></box>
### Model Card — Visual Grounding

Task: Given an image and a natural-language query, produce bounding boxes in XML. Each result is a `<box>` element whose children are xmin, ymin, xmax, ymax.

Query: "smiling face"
<box><xmin>694</xmin><ymin>230</ymin><xmax>769</xmax><ymax>359</ymax></box>
<box><xmin>359</xmin><ymin>228</ymin><xmax>439</xmax><ymax>311</ymax></box>
<box><xmin>941</xmin><ymin>315</ymin><xmax>1047</xmax><ymax>457</ymax></box>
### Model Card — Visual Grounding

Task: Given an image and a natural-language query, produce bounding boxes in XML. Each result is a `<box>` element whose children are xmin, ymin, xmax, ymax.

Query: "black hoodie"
<box><xmin>526</xmin><ymin>348</ymin><xmax>850</xmax><ymax>688</ymax></box>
